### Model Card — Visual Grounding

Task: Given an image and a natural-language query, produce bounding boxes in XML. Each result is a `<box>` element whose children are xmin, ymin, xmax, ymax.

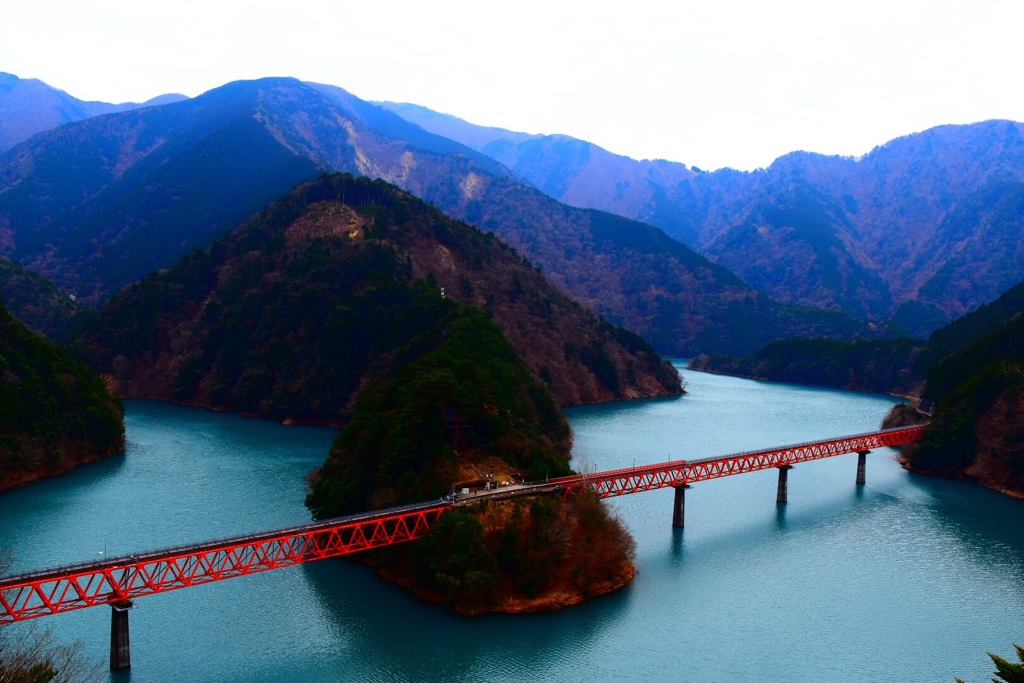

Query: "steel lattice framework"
<box><xmin>0</xmin><ymin>424</ymin><xmax>926</xmax><ymax>624</ymax></box>
<box><xmin>0</xmin><ymin>503</ymin><xmax>446</xmax><ymax>624</ymax></box>
<box><xmin>549</xmin><ymin>424</ymin><xmax>927</xmax><ymax>498</ymax></box>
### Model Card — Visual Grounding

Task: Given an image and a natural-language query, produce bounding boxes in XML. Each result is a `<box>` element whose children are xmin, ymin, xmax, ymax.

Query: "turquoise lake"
<box><xmin>1</xmin><ymin>362</ymin><xmax>1022</xmax><ymax>682</ymax></box>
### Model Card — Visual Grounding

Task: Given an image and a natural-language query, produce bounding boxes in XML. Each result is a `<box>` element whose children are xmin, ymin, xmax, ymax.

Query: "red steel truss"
<box><xmin>550</xmin><ymin>424</ymin><xmax>928</xmax><ymax>498</ymax></box>
<box><xmin>0</xmin><ymin>503</ymin><xmax>446</xmax><ymax>624</ymax></box>
<box><xmin>0</xmin><ymin>424</ymin><xmax>926</xmax><ymax>624</ymax></box>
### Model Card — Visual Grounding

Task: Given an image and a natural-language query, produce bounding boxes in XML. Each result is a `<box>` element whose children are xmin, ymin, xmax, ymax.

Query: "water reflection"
<box><xmin>774</xmin><ymin>503</ymin><xmax>788</xmax><ymax>531</ymax></box>
<box><xmin>669</xmin><ymin>527</ymin><xmax>685</xmax><ymax>565</ymax></box>
<box><xmin>2</xmin><ymin>376</ymin><xmax>1022</xmax><ymax>682</ymax></box>
<box><xmin>293</xmin><ymin>558</ymin><xmax>631</xmax><ymax>682</ymax></box>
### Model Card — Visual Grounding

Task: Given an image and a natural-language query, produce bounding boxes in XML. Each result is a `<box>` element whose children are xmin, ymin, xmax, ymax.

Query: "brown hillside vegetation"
<box><xmin>369</xmin><ymin>494</ymin><xmax>636</xmax><ymax>616</ymax></box>
<box><xmin>884</xmin><ymin>313</ymin><xmax>1024</xmax><ymax>498</ymax></box>
<box><xmin>73</xmin><ymin>174</ymin><xmax>680</xmax><ymax>421</ymax></box>
<box><xmin>71</xmin><ymin>174</ymin><xmax>649</xmax><ymax>613</ymax></box>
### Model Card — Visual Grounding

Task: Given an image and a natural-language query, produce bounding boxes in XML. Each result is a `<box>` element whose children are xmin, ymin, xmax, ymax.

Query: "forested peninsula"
<box><xmin>0</xmin><ymin>302</ymin><xmax>124</xmax><ymax>492</ymax></box>
<box><xmin>70</xmin><ymin>174</ymin><xmax>680</xmax><ymax>612</ymax></box>
<box><xmin>885</xmin><ymin>314</ymin><xmax>1024</xmax><ymax>497</ymax></box>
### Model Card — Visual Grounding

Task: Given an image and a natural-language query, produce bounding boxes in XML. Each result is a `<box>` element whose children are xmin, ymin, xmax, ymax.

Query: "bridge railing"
<box><xmin>552</xmin><ymin>424</ymin><xmax>927</xmax><ymax>497</ymax></box>
<box><xmin>1</xmin><ymin>424</ymin><xmax>928</xmax><ymax>623</ymax></box>
<box><xmin>0</xmin><ymin>502</ymin><xmax>448</xmax><ymax>624</ymax></box>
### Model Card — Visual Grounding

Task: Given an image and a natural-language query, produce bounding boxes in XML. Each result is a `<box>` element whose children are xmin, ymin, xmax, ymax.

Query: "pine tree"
<box><xmin>956</xmin><ymin>644</ymin><xmax>1024</xmax><ymax>683</ymax></box>
<box><xmin>988</xmin><ymin>644</ymin><xmax>1024</xmax><ymax>683</ymax></box>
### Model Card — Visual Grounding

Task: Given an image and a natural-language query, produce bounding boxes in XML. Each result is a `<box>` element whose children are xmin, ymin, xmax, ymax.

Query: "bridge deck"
<box><xmin>0</xmin><ymin>424</ymin><xmax>926</xmax><ymax>623</ymax></box>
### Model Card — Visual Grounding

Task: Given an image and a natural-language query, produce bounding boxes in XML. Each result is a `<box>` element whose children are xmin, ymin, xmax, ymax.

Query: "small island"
<box><xmin>304</xmin><ymin>302</ymin><xmax>637</xmax><ymax>614</ymax></box>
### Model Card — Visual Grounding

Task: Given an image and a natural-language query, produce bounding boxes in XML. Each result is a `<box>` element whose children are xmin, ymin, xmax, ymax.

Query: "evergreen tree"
<box><xmin>957</xmin><ymin>644</ymin><xmax>1024</xmax><ymax>683</ymax></box>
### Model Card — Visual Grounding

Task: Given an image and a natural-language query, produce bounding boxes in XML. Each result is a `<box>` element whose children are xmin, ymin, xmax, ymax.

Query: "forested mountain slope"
<box><xmin>693</xmin><ymin>278</ymin><xmax>1024</xmax><ymax>398</ymax></box>
<box><xmin>0</xmin><ymin>301</ymin><xmax>123</xmax><ymax>492</ymax></box>
<box><xmin>386</xmin><ymin>103</ymin><xmax>1024</xmax><ymax>336</ymax></box>
<box><xmin>894</xmin><ymin>313</ymin><xmax>1024</xmax><ymax>496</ymax></box>
<box><xmin>0</xmin><ymin>76</ymin><xmax>864</xmax><ymax>355</ymax></box>
<box><xmin>71</xmin><ymin>174</ymin><xmax>682</xmax><ymax>414</ymax></box>
<box><xmin>0</xmin><ymin>254</ymin><xmax>84</xmax><ymax>340</ymax></box>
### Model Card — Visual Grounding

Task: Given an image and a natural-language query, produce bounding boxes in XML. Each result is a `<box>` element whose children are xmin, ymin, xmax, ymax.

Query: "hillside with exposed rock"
<box><xmin>70</xmin><ymin>173</ymin><xmax>654</xmax><ymax>613</ymax></box>
<box><xmin>386</xmin><ymin>104</ymin><xmax>1024</xmax><ymax>336</ymax></box>
<box><xmin>0</xmin><ymin>75</ymin><xmax>869</xmax><ymax>356</ymax></box>
<box><xmin>71</xmin><ymin>174</ymin><xmax>682</xmax><ymax>416</ymax></box>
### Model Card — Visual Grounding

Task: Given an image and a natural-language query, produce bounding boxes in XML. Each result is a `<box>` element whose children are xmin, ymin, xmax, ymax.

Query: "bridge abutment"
<box><xmin>856</xmin><ymin>450</ymin><xmax>869</xmax><ymax>485</ymax></box>
<box><xmin>672</xmin><ymin>484</ymin><xmax>691</xmax><ymax>527</ymax></box>
<box><xmin>776</xmin><ymin>465</ymin><xmax>793</xmax><ymax>504</ymax></box>
<box><xmin>110</xmin><ymin>600</ymin><xmax>132</xmax><ymax>670</ymax></box>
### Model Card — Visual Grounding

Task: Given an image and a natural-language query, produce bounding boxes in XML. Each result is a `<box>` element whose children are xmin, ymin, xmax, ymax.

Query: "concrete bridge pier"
<box><xmin>776</xmin><ymin>465</ymin><xmax>793</xmax><ymax>504</ymax></box>
<box><xmin>110</xmin><ymin>600</ymin><xmax>133</xmax><ymax>670</ymax></box>
<box><xmin>856</xmin><ymin>450</ymin><xmax>870</xmax><ymax>485</ymax></box>
<box><xmin>672</xmin><ymin>484</ymin><xmax>691</xmax><ymax>527</ymax></box>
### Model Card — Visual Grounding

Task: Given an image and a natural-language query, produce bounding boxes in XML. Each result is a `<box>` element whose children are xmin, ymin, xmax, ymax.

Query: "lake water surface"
<box><xmin>2</xmin><ymin>362</ymin><xmax>1022</xmax><ymax>682</ymax></box>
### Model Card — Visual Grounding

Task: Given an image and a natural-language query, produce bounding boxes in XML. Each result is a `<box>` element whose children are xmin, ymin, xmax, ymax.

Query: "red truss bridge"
<box><xmin>0</xmin><ymin>502</ymin><xmax>447</xmax><ymax>624</ymax></box>
<box><xmin>554</xmin><ymin>423</ymin><xmax>925</xmax><ymax>496</ymax></box>
<box><xmin>0</xmin><ymin>424</ymin><xmax>926</xmax><ymax>668</ymax></box>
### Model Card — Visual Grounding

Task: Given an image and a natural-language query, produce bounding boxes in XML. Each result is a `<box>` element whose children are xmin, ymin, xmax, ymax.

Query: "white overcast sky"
<box><xmin>2</xmin><ymin>0</ymin><xmax>1022</xmax><ymax>171</ymax></box>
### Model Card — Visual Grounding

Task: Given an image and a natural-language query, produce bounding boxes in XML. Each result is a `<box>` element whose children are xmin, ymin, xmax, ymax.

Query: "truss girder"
<box><xmin>0</xmin><ymin>424</ymin><xmax>927</xmax><ymax>624</ymax></box>
<box><xmin>0</xmin><ymin>505</ymin><xmax>447</xmax><ymax>623</ymax></box>
<box><xmin>554</xmin><ymin>424</ymin><xmax>927</xmax><ymax>498</ymax></box>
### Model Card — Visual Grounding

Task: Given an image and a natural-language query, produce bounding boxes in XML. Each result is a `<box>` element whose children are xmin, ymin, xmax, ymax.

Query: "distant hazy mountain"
<box><xmin>9</xmin><ymin>77</ymin><xmax>1017</xmax><ymax>341</ymax></box>
<box><xmin>384</xmin><ymin>103</ymin><xmax>1024</xmax><ymax>336</ymax></box>
<box><xmin>0</xmin><ymin>76</ymin><xmax>521</xmax><ymax>305</ymax></box>
<box><xmin>0</xmin><ymin>71</ymin><xmax>186</xmax><ymax>152</ymax></box>
<box><xmin>741</xmin><ymin>128</ymin><xmax>1024</xmax><ymax>332</ymax></box>
<box><xmin>382</xmin><ymin>102</ymin><xmax>703</xmax><ymax>244</ymax></box>
<box><xmin>0</xmin><ymin>76</ymin><xmax>864</xmax><ymax>356</ymax></box>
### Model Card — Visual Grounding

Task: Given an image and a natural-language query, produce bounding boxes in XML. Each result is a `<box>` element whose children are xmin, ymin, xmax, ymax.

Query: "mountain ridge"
<box><xmin>0</xmin><ymin>75</ymin><xmax>866</xmax><ymax>356</ymax></box>
<box><xmin>71</xmin><ymin>173</ymin><xmax>682</xmax><ymax>413</ymax></box>
<box><xmin>384</xmin><ymin>102</ymin><xmax>1024</xmax><ymax>334</ymax></box>
<box><xmin>0</xmin><ymin>71</ymin><xmax>187</xmax><ymax>152</ymax></box>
